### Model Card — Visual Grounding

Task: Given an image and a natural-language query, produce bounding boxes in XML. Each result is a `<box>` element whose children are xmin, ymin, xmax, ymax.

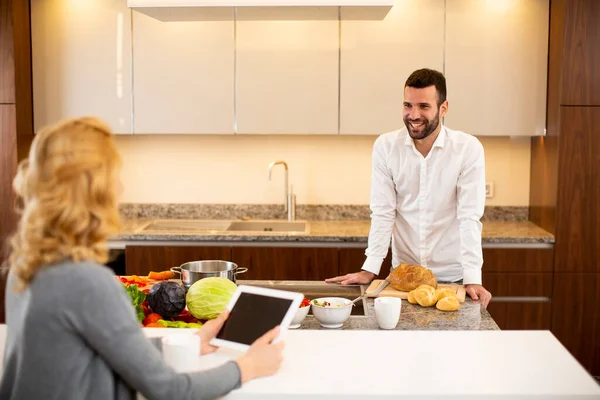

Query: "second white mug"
<box><xmin>374</xmin><ymin>297</ymin><xmax>402</xmax><ymax>330</ymax></box>
<box><xmin>161</xmin><ymin>333</ymin><xmax>201</xmax><ymax>373</ymax></box>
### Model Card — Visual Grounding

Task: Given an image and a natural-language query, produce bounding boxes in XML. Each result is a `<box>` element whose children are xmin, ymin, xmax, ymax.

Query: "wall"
<box><xmin>115</xmin><ymin>134</ymin><xmax>531</xmax><ymax>206</ymax></box>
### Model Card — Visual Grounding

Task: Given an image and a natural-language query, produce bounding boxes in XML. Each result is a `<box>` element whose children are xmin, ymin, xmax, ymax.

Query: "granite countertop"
<box><xmin>113</xmin><ymin>218</ymin><xmax>554</xmax><ymax>245</ymax></box>
<box><xmin>298</xmin><ymin>297</ymin><xmax>499</xmax><ymax>331</ymax></box>
<box><xmin>237</xmin><ymin>280</ymin><xmax>499</xmax><ymax>331</ymax></box>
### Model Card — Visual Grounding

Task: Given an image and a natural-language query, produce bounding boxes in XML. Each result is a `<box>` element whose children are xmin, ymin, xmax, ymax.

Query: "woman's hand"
<box><xmin>236</xmin><ymin>326</ymin><xmax>285</xmax><ymax>383</ymax></box>
<box><xmin>195</xmin><ymin>310</ymin><xmax>229</xmax><ymax>355</ymax></box>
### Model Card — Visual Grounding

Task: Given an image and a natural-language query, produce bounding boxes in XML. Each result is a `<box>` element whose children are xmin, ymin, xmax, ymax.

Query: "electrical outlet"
<box><xmin>485</xmin><ymin>182</ymin><xmax>494</xmax><ymax>199</ymax></box>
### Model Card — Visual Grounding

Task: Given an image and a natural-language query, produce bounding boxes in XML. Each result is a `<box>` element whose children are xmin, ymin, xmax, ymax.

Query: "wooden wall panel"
<box><xmin>561</xmin><ymin>0</ymin><xmax>600</xmax><ymax>106</ymax></box>
<box><xmin>554</xmin><ymin>107</ymin><xmax>600</xmax><ymax>273</ymax></box>
<box><xmin>529</xmin><ymin>0</ymin><xmax>563</xmax><ymax>235</ymax></box>
<box><xmin>12</xmin><ymin>0</ymin><xmax>33</xmax><ymax>159</ymax></box>
<box><xmin>0</xmin><ymin>105</ymin><xmax>17</xmax><ymax>325</ymax></box>
<box><xmin>539</xmin><ymin>0</ymin><xmax>600</xmax><ymax>377</ymax></box>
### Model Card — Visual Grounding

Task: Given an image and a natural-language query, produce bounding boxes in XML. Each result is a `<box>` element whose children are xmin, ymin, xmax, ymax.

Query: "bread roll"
<box><xmin>389</xmin><ymin>263</ymin><xmax>438</xmax><ymax>292</ymax></box>
<box><xmin>435</xmin><ymin>288</ymin><xmax>457</xmax><ymax>302</ymax></box>
<box><xmin>436</xmin><ymin>296</ymin><xmax>460</xmax><ymax>311</ymax></box>
<box><xmin>407</xmin><ymin>290</ymin><xmax>417</xmax><ymax>304</ymax></box>
<box><xmin>413</xmin><ymin>285</ymin><xmax>437</xmax><ymax>307</ymax></box>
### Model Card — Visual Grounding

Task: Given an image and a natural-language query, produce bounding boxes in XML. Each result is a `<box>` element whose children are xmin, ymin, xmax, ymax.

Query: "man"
<box><xmin>326</xmin><ymin>68</ymin><xmax>492</xmax><ymax>308</ymax></box>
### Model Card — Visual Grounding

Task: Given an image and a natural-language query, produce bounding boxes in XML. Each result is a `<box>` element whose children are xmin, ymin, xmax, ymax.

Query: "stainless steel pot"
<box><xmin>170</xmin><ymin>260</ymin><xmax>248</xmax><ymax>290</ymax></box>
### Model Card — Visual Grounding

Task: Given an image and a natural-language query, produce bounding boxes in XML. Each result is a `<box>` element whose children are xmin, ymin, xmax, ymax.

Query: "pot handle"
<box><xmin>235</xmin><ymin>267</ymin><xmax>248</xmax><ymax>275</ymax></box>
<box><xmin>170</xmin><ymin>266</ymin><xmax>182</xmax><ymax>276</ymax></box>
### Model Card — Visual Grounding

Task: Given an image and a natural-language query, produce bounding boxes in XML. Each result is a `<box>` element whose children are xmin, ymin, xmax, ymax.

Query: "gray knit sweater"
<box><xmin>0</xmin><ymin>260</ymin><xmax>241</xmax><ymax>400</ymax></box>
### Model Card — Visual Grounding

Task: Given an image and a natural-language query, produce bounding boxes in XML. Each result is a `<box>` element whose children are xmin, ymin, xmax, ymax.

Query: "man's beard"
<box><xmin>404</xmin><ymin>111</ymin><xmax>440</xmax><ymax>140</ymax></box>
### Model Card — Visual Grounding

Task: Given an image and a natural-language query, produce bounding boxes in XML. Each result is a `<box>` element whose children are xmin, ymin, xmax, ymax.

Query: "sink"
<box><xmin>238</xmin><ymin>280</ymin><xmax>368</xmax><ymax>316</ymax></box>
<box><xmin>140</xmin><ymin>219</ymin><xmax>309</xmax><ymax>233</ymax></box>
<box><xmin>227</xmin><ymin>221</ymin><xmax>307</xmax><ymax>233</ymax></box>
<box><xmin>141</xmin><ymin>220</ymin><xmax>232</xmax><ymax>232</ymax></box>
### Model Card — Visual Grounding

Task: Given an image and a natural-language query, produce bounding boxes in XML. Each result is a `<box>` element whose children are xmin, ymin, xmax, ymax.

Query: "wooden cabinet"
<box><xmin>483</xmin><ymin>272</ymin><xmax>553</xmax><ymax>297</ymax></box>
<box><xmin>554</xmin><ymin>107</ymin><xmax>600</xmax><ymax>273</ymax></box>
<box><xmin>483</xmin><ymin>272</ymin><xmax>553</xmax><ymax>330</ymax></box>
<box><xmin>482</xmin><ymin>248</ymin><xmax>554</xmax><ymax>273</ymax></box>
<box><xmin>561</xmin><ymin>0</ymin><xmax>600</xmax><ymax>106</ymax></box>
<box><xmin>125</xmin><ymin>245</ymin><xmax>231</xmax><ymax>276</ymax></box>
<box><xmin>339</xmin><ymin>0</ymin><xmax>444</xmax><ymax>135</ymax></box>
<box><xmin>235</xmin><ymin>7</ymin><xmax>339</xmax><ymax>134</ymax></box>
<box><xmin>0</xmin><ymin>3</ymin><xmax>14</xmax><ymax>104</ymax></box>
<box><xmin>230</xmin><ymin>246</ymin><xmax>338</xmax><ymax>281</ymax></box>
<box><xmin>551</xmin><ymin>273</ymin><xmax>600</xmax><ymax>376</ymax></box>
<box><xmin>486</xmin><ymin>302</ymin><xmax>552</xmax><ymax>330</ymax></box>
<box><xmin>482</xmin><ymin>248</ymin><xmax>554</xmax><ymax>331</ymax></box>
<box><xmin>126</xmin><ymin>245</ymin><xmax>338</xmax><ymax>280</ymax></box>
<box><xmin>30</xmin><ymin>0</ymin><xmax>132</xmax><ymax>134</ymax></box>
<box><xmin>339</xmin><ymin>247</ymin><xmax>392</xmax><ymax>277</ymax></box>
<box><xmin>132</xmin><ymin>8</ymin><xmax>235</xmax><ymax>134</ymax></box>
<box><xmin>444</xmin><ymin>0</ymin><xmax>549</xmax><ymax>136</ymax></box>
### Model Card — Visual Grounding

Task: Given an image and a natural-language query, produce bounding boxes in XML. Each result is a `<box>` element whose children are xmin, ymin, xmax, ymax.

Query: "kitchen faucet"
<box><xmin>267</xmin><ymin>160</ymin><xmax>296</xmax><ymax>221</ymax></box>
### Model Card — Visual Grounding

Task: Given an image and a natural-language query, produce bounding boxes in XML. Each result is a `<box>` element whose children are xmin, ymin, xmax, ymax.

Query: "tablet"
<box><xmin>210</xmin><ymin>285</ymin><xmax>304</xmax><ymax>352</ymax></box>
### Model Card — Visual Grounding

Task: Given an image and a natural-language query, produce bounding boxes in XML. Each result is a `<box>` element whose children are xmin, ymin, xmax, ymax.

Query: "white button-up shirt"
<box><xmin>361</xmin><ymin>125</ymin><xmax>486</xmax><ymax>285</ymax></box>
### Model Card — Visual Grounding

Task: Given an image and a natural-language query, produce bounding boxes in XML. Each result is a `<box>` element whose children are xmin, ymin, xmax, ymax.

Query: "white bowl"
<box><xmin>289</xmin><ymin>304</ymin><xmax>310</xmax><ymax>329</ymax></box>
<box><xmin>311</xmin><ymin>297</ymin><xmax>352</xmax><ymax>329</ymax></box>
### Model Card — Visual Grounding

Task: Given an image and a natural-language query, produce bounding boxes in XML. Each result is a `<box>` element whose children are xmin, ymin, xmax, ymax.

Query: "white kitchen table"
<box><xmin>1</xmin><ymin>325</ymin><xmax>599</xmax><ymax>399</ymax></box>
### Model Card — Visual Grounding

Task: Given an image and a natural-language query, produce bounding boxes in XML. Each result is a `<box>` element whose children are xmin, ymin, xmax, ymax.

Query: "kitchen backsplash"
<box><xmin>114</xmin><ymin>134</ymin><xmax>531</xmax><ymax>206</ymax></box>
<box><xmin>119</xmin><ymin>203</ymin><xmax>529</xmax><ymax>222</ymax></box>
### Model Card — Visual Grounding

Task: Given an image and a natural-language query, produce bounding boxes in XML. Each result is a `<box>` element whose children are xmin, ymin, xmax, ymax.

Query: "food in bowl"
<box><xmin>312</xmin><ymin>299</ymin><xmax>345</xmax><ymax>308</ymax></box>
<box><xmin>300</xmin><ymin>297</ymin><xmax>311</xmax><ymax>308</ymax></box>
<box><xmin>311</xmin><ymin>297</ymin><xmax>352</xmax><ymax>329</ymax></box>
<box><xmin>290</xmin><ymin>297</ymin><xmax>311</xmax><ymax>329</ymax></box>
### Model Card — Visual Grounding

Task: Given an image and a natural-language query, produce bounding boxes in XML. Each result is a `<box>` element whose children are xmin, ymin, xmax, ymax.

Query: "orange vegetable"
<box><xmin>118</xmin><ymin>275</ymin><xmax>149</xmax><ymax>286</ymax></box>
<box><xmin>145</xmin><ymin>322</ymin><xmax>164</xmax><ymax>328</ymax></box>
<box><xmin>143</xmin><ymin>313</ymin><xmax>162</xmax><ymax>326</ymax></box>
<box><xmin>148</xmin><ymin>271</ymin><xmax>175</xmax><ymax>281</ymax></box>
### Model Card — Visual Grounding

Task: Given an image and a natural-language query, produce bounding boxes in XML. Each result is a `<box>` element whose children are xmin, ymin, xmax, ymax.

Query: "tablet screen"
<box><xmin>216</xmin><ymin>292</ymin><xmax>294</xmax><ymax>345</ymax></box>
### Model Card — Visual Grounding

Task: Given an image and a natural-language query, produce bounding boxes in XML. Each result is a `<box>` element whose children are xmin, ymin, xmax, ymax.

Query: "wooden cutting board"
<box><xmin>365</xmin><ymin>280</ymin><xmax>466</xmax><ymax>303</ymax></box>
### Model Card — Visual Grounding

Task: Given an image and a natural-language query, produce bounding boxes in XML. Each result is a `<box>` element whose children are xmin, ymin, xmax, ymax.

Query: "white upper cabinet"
<box><xmin>339</xmin><ymin>0</ymin><xmax>444</xmax><ymax>135</ymax></box>
<box><xmin>132</xmin><ymin>8</ymin><xmax>235</xmax><ymax>134</ymax></box>
<box><xmin>444</xmin><ymin>0</ymin><xmax>549</xmax><ymax>136</ymax></box>
<box><xmin>235</xmin><ymin>7</ymin><xmax>339</xmax><ymax>134</ymax></box>
<box><xmin>31</xmin><ymin>0</ymin><xmax>132</xmax><ymax>134</ymax></box>
<box><xmin>128</xmin><ymin>0</ymin><xmax>395</xmax><ymax>6</ymax></box>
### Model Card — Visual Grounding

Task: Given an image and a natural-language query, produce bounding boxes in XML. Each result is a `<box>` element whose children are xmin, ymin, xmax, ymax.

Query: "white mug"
<box><xmin>161</xmin><ymin>334</ymin><xmax>201</xmax><ymax>373</ymax></box>
<box><xmin>374</xmin><ymin>297</ymin><xmax>402</xmax><ymax>329</ymax></box>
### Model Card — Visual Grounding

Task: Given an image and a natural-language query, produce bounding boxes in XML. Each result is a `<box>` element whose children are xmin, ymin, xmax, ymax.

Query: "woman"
<box><xmin>0</xmin><ymin>117</ymin><xmax>284</xmax><ymax>400</ymax></box>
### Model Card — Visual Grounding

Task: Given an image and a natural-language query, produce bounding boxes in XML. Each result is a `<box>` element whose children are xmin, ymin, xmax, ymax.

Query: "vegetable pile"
<box><xmin>117</xmin><ymin>270</ymin><xmax>237</xmax><ymax>329</ymax></box>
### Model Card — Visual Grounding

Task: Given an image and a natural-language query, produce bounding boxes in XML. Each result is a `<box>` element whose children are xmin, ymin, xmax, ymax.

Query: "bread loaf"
<box><xmin>389</xmin><ymin>263</ymin><xmax>437</xmax><ymax>292</ymax></box>
<box><xmin>436</xmin><ymin>296</ymin><xmax>460</xmax><ymax>311</ymax></box>
<box><xmin>435</xmin><ymin>288</ymin><xmax>456</xmax><ymax>302</ymax></box>
<box><xmin>413</xmin><ymin>285</ymin><xmax>437</xmax><ymax>307</ymax></box>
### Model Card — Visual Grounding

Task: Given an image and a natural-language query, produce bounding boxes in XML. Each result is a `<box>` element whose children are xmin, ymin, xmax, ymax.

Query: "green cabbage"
<box><xmin>186</xmin><ymin>277</ymin><xmax>237</xmax><ymax>320</ymax></box>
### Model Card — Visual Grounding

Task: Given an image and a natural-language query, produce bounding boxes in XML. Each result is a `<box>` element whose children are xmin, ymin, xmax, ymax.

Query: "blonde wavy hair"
<box><xmin>9</xmin><ymin>117</ymin><xmax>122</xmax><ymax>287</ymax></box>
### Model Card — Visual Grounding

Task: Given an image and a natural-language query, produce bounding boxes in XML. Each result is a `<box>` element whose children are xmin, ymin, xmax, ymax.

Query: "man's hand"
<box><xmin>465</xmin><ymin>284</ymin><xmax>492</xmax><ymax>309</ymax></box>
<box><xmin>325</xmin><ymin>271</ymin><xmax>376</xmax><ymax>285</ymax></box>
<box><xmin>196</xmin><ymin>310</ymin><xmax>229</xmax><ymax>355</ymax></box>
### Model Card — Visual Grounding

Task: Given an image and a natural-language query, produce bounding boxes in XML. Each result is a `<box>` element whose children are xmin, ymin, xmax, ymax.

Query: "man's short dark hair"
<box><xmin>404</xmin><ymin>68</ymin><xmax>447</xmax><ymax>107</ymax></box>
